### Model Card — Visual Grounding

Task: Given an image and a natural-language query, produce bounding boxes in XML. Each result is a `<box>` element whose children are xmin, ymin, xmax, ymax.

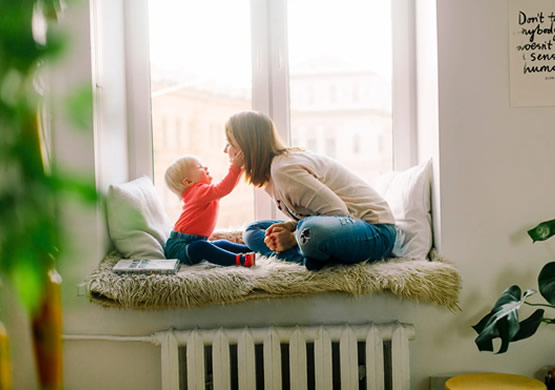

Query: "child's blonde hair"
<box><xmin>165</xmin><ymin>155</ymin><xmax>196</xmax><ymax>197</ymax></box>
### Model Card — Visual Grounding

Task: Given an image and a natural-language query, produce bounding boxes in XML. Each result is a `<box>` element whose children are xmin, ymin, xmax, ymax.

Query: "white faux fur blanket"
<box><xmin>87</xmin><ymin>236</ymin><xmax>461</xmax><ymax>311</ymax></box>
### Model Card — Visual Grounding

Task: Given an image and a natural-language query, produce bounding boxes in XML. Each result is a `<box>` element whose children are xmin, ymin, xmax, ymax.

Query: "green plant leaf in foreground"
<box><xmin>472</xmin><ymin>286</ymin><xmax>538</xmax><ymax>353</ymax></box>
<box><xmin>65</xmin><ymin>85</ymin><xmax>92</xmax><ymax>129</ymax></box>
<box><xmin>48</xmin><ymin>172</ymin><xmax>100</xmax><ymax>204</ymax></box>
<box><xmin>11</xmin><ymin>255</ymin><xmax>46</xmax><ymax>314</ymax></box>
<box><xmin>528</xmin><ymin>218</ymin><xmax>555</xmax><ymax>242</ymax></box>
<box><xmin>511</xmin><ymin>308</ymin><xmax>544</xmax><ymax>342</ymax></box>
<box><xmin>538</xmin><ymin>262</ymin><xmax>555</xmax><ymax>305</ymax></box>
<box><xmin>0</xmin><ymin>0</ymin><xmax>101</xmax><ymax>313</ymax></box>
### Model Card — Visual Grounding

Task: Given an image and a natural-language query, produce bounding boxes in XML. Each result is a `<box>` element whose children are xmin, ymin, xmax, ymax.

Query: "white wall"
<box><xmin>6</xmin><ymin>0</ymin><xmax>555</xmax><ymax>389</ymax></box>
<box><xmin>433</xmin><ymin>0</ymin><xmax>555</xmax><ymax>378</ymax></box>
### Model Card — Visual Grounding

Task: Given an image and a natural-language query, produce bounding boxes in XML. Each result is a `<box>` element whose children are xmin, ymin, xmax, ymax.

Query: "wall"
<box><xmin>6</xmin><ymin>0</ymin><xmax>555</xmax><ymax>389</ymax></box>
<box><xmin>433</xmin><ymin>0</ymin><xmax>555</xmax><ymax>377</ymax></box>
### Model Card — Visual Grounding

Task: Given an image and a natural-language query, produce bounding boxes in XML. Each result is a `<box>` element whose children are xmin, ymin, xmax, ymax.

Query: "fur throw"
<box><xmin>86</xmin><ymin>232</ymin><xmax>461</xmax><ymax>311</ymax></box>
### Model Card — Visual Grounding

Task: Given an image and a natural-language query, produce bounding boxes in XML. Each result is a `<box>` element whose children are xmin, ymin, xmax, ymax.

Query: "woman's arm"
<box><xmin>274</xmin><ymin>165</ymin><xmax>349</xmax><ymax>217</ymax></box>
<box><xmin>266</xmin><ymin>158</ymin><xmax>350</xmax><ymax>253</ymax></box>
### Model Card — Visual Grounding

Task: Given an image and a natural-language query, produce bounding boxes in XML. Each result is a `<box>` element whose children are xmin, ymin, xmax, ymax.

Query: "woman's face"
<box><xmin>224</xmin><ymin>131</ymin><xmax>241</xmax><ymax>161</ymax></box>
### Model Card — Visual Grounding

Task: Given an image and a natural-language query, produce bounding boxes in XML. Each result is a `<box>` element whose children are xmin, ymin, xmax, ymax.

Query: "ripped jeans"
<box><xmin>243</xmin><ymin>216</ymin><xmax>396</xmax><ymax>270</ymax></box>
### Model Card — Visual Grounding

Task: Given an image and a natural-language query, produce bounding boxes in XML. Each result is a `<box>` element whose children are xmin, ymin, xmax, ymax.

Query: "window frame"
<box><xmin>122</xmin><ymin>0</ymin><xmax>417</xmax><ymax>221</ymax></box>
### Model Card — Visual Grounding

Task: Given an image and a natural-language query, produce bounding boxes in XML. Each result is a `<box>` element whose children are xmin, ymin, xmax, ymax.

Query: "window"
<box><xmin>125</xmin><ymin>0</ymin><xmax>416</xmax><ymax>228</ymax></box>
<box><xmin>353</xmin><ymin>134</ymin><xmax>361</xmax><ymax>154</ymax></box>
<box><xmin>148</xmin><ymin>0</ymin><xmax>254</xmax><ymax>228</ymax></box>
<box><xmin>325</xmin><ymin>138</ymin><xmax>336</xmax><ymax>159</ymax></box>
<box><xmin>288</xmin><ymin>0</ymin><xmax>393</xmax><ymax>183</ymax></box>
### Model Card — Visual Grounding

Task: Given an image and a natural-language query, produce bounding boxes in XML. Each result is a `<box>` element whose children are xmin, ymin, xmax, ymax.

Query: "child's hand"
<box><xmin>232</xmin><ymin>151</ymin><xmax>244</xmax><ymax>167</ymax></box>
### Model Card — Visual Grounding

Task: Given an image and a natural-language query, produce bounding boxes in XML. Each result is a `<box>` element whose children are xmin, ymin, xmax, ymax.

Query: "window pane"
<box><xmin>148</xmin><ymin>0</ymin><xmax>253</xmax><ymax>229</ymax></box>
<box><xmin>288</xmin><ymin>0</ymin><xmax>393</xmax><ymax>181</ymax></box>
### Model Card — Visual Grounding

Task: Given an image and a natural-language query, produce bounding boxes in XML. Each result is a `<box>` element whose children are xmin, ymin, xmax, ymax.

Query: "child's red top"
<box><xmin>173</xmin><ymin>164</ymin><xmax>242</xmax><ymax>237</ymax></box>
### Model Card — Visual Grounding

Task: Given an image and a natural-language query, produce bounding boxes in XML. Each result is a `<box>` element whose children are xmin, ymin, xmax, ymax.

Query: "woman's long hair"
<box><xmin>225</xmin><ymin>111</ymin><xmax>293</xmax><ymax>187</ymax></box>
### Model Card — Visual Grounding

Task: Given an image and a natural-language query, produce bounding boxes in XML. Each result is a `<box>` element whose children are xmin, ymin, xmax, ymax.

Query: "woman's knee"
<box><xmin>296</xmin><ymin>217</ymin><xmax>336</xmax><ymax>244</ymax></box>
<box><xmin>295</xmin><ymin>218</ymin><xmax>333</xmax><ymax>258</ymax></box>
<box><xmin>243</xmin><ymin>220</ymin><xmax>279</xmax><ymax>245</ymax></box>
<box><xmin>295</xmin><ymin>216</ymin><xmax>368</xmax><ymax>260</ymax></box>
<box><xmin>242</xmin><ymin>224</ymin><xmax>262</xmax><ymax>247</ymax></box>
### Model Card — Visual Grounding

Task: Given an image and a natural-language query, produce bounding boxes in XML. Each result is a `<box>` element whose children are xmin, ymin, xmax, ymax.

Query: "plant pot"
<box><xmin>32</xmin><ymin>269</ymin><xmax>62</xmax><ymax>390</ymax></box>
<box><xmin>0</xmin><ymin>321</ymin><xmax>10</xmax><ymax>390</ymax></box>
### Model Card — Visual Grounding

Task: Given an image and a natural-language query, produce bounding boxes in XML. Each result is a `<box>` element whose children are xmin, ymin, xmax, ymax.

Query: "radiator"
<box><xmin>155</xmin><ymin>321</ymin><xmax>415</xmax><ymax>390</ymax></box>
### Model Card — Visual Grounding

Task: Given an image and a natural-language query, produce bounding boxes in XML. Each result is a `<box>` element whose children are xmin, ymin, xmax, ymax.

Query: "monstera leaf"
<box><xmin>472</xmin><ymin>286</ymin><xmax>544</xmax><ymax>353</ymax></box>
<box><xmin>528</xmin><ymin>219</ymin><xmax>555</xmax><ymax>242</ymax></box>
<box><xmin>539</xmin><ymin>262</ymin><xmax>555</xmax><ymax>305</ymax></box>
<box><xmin>510</xmin><ymin>308</ymin><xmax>544</xmax><ymax>342</ymax></box>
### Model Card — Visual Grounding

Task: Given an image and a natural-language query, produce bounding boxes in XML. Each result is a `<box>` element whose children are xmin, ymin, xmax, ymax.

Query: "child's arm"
<box><xmin>191</xmin><ymin>159</ymin><xmax>243</xmax><ymax>202</ymax></box>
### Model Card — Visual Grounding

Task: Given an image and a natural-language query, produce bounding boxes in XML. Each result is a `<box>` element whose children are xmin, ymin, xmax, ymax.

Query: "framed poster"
<box><xmin>509</xmin><ymin>0</ymin><xmax>555</xmax><ymax>107</ymax></box>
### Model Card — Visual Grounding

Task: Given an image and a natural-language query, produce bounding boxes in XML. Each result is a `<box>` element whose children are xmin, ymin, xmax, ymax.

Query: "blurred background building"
<box><xmin>150</xmin><ymin>60</ymin><xmax>392</xmax><ymax>229</ymax></box>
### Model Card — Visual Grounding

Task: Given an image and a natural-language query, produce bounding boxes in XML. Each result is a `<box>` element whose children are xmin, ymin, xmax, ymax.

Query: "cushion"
<box><xmin>106</xmin><ymin>176</ymin><xmax>172</xmax><ymax>259</ymax></box>
<box><xmin>373</xmin><ymin>159</ymin><xmax>433</xmax><ymax>261</ymax></box>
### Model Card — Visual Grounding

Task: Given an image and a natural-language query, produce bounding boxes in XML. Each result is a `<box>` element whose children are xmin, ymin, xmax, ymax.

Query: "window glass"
<box><xmin>148</xmin><ymin>0</ymin><xmax>254</xmax><ymax>229</ymax></box>
<box><xmin>288</xmin><ymin>0</ymin><xmax>393</xmax><ymax>182</ymax></box>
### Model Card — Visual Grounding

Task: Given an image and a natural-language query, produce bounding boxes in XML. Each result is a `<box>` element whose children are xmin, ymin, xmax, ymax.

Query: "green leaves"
<box><xmin>472</xmin><ymin>260</ymin><xmax>555</xmax><ymax>353</ymax></box>
<box><xmin>511</xmin><ymin>309</ymin><xmax>544</xmax><ymax>342</ymax></box>
<box><xmin>0</xmin><ymin>0</ymin><xmax>100</xmax><ymax>313</ymax></box>
<box><xmin>538</xmin><ymin>262</ymin><xmax>555</xmax><ymax>305</ymax></box>
<box><xmin>472</xmin><ymin>286</ymin><xmax>544</xmax><ymax>353</ymax></box>
<box><xmin>473</xmin><ymin>221</ymin><xmax>555</xmax><ymax>354</ymax></box>
<box><xmin>65</xmin><ymin>85</ymin><xmax>92</xmax><ymax>129</ymax></box>
<box><xmin>528</xmin><ymin>218</ymin><xmax>555</xmax><ymax>242</ymax></box>
<box><xmin>11</xmin><ymin>255</ymin><xmax>47</xmax><ymax>314</ymax></box>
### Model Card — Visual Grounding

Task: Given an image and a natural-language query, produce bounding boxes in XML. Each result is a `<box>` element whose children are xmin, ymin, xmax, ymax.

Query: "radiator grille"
<box><xmin>157</xmin><ymin>322</ymin><xmax>414</xmax><ymax>390</ymax></box>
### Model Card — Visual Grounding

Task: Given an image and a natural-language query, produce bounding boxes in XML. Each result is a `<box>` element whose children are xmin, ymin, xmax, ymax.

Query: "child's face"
<box><xmin>187</xmin><ymin>159</ymin><xmax>212</xmax><ymax>185</ymax></box>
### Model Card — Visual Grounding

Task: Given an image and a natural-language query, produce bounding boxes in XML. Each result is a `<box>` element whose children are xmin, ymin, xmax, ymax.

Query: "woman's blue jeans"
<box><xmin>243</xmin><ymin>216</ymin><xmax>397</xmax><ymax>270</ymax></box>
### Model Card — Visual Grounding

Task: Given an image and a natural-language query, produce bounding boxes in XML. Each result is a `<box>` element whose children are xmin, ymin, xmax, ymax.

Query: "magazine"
<box><xmin>113</xmin><ymin>259</ymin><xmax>180</xmax><ymax>274</ymax></box>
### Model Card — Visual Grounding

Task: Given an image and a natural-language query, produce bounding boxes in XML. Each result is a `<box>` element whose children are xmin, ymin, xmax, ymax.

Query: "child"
<box><xmin>164</xmin><ymin>153</ymin><xmax>256</xmax><ymax>267</ymax></box>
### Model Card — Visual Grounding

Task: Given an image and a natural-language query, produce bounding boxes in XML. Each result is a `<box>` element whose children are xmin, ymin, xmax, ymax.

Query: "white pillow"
<box><xmin>106</xmin><ymin>176</ymin><xmax>172</xmax><ymax>259</ymax></box>
<box><xmin>374</xmin><ymin>159</ymin><xmax>433</xmax><ymax>260</ymax></box>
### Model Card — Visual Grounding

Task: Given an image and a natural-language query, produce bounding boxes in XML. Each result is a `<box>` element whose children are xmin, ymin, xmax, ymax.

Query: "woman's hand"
<box><xmin>267</xmin><ymin>221</ymin><xmax>298</xmax><ymax>233</ymax></box>
<box><xmin>264</xmin><ymin>221</ymin><xmax>298</xmax><ymax>253</ymax></box>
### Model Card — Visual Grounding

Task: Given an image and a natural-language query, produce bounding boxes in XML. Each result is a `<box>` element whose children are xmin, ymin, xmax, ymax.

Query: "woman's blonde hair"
<box><xmin>164</xmin><ymin>155</ymin><xmax>196</xmax><ymax>197</ymax></box>
<box><xmin>225</xmin><ymin>111</ymin><xmax>293</xmax><ymax>187</ymax></box>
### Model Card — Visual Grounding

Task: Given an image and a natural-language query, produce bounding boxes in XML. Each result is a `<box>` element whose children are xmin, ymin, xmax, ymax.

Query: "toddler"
<box><xmin>164</xmin><ymin>153</ymin><xmax>255</xmax><ymax>267</ymax></box>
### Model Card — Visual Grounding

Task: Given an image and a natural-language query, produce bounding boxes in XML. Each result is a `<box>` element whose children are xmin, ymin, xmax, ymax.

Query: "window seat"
<box><xmin>86</xmin><ymin>246</ymin><xmax>461</xmax><ymax>311</ymax></box>
<box><xmin>93</xmin><ymin>160</ymin><xmax>461</xmax><ymax>311</ymax></box>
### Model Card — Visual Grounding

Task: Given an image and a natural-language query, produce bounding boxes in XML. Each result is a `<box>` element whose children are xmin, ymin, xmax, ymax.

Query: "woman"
<box><xmin>224</xmin><ymin>111</ymin><xmax>396</xmax><ymax>270</ymax></box>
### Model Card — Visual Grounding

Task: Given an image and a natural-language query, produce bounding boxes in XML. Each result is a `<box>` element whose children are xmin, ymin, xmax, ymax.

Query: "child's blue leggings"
<box><xmin>165</xmin><ymin>231</ymin><xmax>251</xmax><ymax>266</ymax></box>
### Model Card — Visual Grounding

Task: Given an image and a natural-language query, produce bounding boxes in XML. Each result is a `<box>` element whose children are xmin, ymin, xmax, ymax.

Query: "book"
<box><xmin>112</xmin><ymin>259</ymin><xmax>180</xmax><ymax>274</ymax></box>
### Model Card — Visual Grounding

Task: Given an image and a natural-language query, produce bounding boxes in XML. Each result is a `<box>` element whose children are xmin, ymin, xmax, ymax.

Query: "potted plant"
<box><xmin>472</xmin><ymin>219</ymin><xmax>555</xmax><ymax>353</ymax></box>
<box><xmin>0</xmin><ymin>0</ymin><xmax>98</xmax><ymax>388</ymax></box>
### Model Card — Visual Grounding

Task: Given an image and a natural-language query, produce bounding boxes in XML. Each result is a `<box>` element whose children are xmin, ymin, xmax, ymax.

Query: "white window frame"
<box><xmin>122</xmin><ymin>0</ymin><xmax>417</xmax><ymax>221</ymax></box>
<box><xmin>123</xmin><ymin>0</ymin><xmax>154</xmax><ymax>180</ymax></box>
<box><xmin>391</xmin><ymin>0</ymin><xmax>417</xmax><ymax>169</ymax></box>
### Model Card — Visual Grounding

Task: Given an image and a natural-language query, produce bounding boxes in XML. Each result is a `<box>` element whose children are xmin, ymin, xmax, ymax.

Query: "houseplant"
<box><xmin>0</xmin><ymin>0</ymin><xmax>98</xmax><ymax>387</ymax></box>
<box><xmin>472</xmin><ymin>218</ymin><xmax>555</xmax><ymax>353</ymax></box>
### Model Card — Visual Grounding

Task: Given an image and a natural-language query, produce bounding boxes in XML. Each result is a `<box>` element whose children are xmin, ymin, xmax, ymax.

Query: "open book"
<box><xmin>113</xmin><ymin>259</ymin><xmax>180</xmax><ymax>274</ymax></box>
